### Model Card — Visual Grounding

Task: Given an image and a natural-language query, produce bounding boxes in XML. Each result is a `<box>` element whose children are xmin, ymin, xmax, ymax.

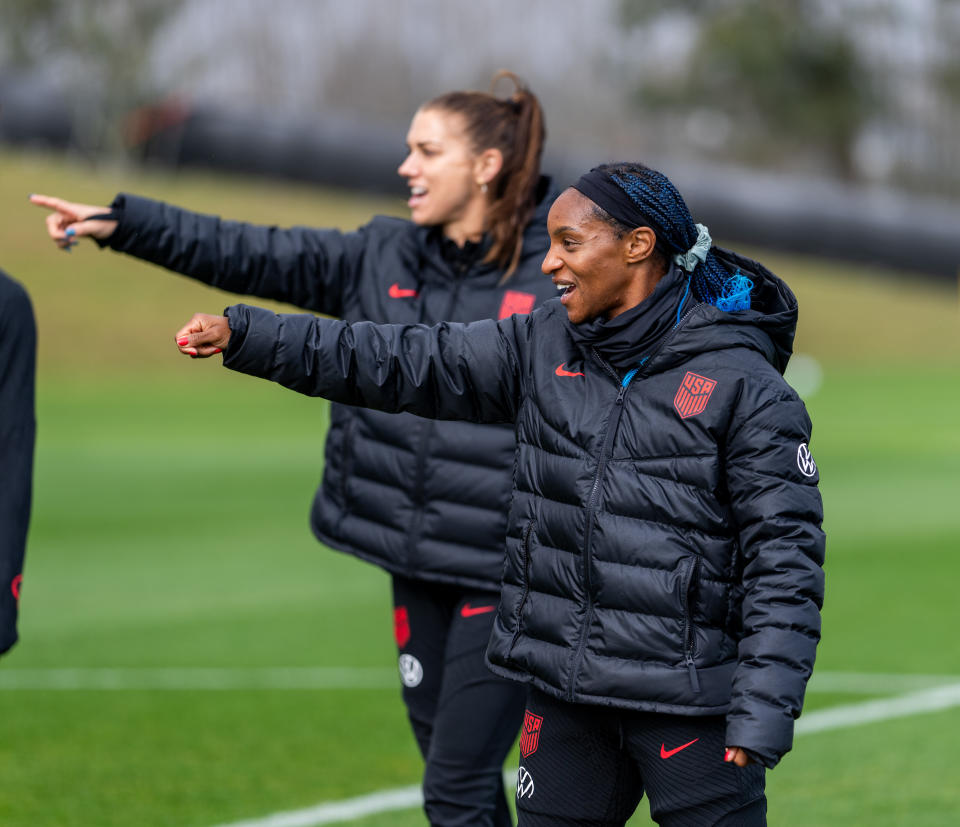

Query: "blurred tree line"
<box><xmin>0</xmin><ymin>0</ymin><xmax>182</xmax><ymax>155</ymax></box>
<box><xmin>1</xmin><ymin>0</ymin><xmax>958</xmax><ymax>196</ymax></box>
<box><xmin>620</xmin><ymin>0</ymin><xmax>960</xmax><ymax>187</ymax></box>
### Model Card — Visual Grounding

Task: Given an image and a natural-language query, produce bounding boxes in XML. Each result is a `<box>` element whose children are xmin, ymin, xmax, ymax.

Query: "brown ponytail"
<box><xmin>423</xmin><ymin>70</ymin><xmax>546</xmax><ymax>280</ymax></box>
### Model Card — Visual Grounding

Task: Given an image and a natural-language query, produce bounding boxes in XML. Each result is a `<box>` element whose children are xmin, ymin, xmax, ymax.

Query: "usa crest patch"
<box><xmin>499</xmin><ymin>290</ymin><xmax>536</xmax><ymax>319</ymax></box>
<box><xmin>674</xmin><ymin>372</ymin><xmax>718</xmax><ymax>419</ymax></box>
<box><xmin>519</xmin><ymin>710</ymin><xmax>543</xmax><ymax>757</ymax></box>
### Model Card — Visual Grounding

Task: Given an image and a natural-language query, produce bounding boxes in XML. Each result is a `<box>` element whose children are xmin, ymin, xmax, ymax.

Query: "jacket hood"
<box><xmin>652</xmin><ymin>247</ymin><xmax>799</xmax><ymax>376</ymax></box>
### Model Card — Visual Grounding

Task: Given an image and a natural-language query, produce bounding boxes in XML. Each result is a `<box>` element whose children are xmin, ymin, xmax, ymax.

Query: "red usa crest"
<box><xmin>498</xmin><ymin>290</ymin><xmax>536</xmax><ymax>319</ymax></box>
<box><xmin>519</xmin><ymin>710</ymin><xmax>543</xmax><ymax>757</ymax></box>
<box><xmin>674</xmin><ymin>372</ymin><xmax>718</xmax><ymax>419</ymax></box>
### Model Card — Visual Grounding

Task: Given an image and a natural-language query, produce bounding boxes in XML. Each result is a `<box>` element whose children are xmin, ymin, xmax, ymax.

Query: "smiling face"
<box><xmin>397</xmin><ymin>107</ymin><xmax>494</xmax><ymax>244</ymax></box>
<box><xmin>542</xmin><ymin>188</ymin><xmax>662</xmax><ymax>324</ymax></box>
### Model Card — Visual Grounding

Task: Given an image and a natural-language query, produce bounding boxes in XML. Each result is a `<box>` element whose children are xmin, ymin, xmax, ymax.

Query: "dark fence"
<box><xmin>3</xmin><ymin>93</ymin><xmax>957</xmax><ymax>280</ymax></box>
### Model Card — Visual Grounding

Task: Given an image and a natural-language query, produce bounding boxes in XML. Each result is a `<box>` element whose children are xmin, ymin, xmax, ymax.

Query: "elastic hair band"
<box><xmin>673</xmin><ymin>223</ymin><xmax>711</xmax><ymax>272</ymax></box>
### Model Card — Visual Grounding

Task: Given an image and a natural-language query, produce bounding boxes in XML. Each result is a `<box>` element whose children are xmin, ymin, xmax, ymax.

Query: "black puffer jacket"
<box><xmin>0</xmin><ymin>270</ymin><xmax>36</xmax><ymax>654</ymax></box>
<box><xmin>222</xmin><ymin>248</ymin><xmax>824</xmax><ymax>768</ymax></box>
<box><xmin>105</xmin><ymin>185</ymin><xmax>557</xmax><ymax>589</ymax></box>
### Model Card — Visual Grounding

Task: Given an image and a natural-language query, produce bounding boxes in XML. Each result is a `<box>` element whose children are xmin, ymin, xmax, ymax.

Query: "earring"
<box><xmin>480</xmin><ymin>182</ymin><xmax>488</xmax><ymax>194</ymax></box>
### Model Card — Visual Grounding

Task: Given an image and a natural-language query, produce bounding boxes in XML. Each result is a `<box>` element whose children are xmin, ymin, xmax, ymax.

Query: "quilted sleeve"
<box><xmin>107</xmin><ymin>193</ymin><xmax>368</xmax><ymax>316</ymax></box>
<box><xmin>723</xmin><ymin>381</ymin><xmax>825</xmax><ymax>768</ymax></box>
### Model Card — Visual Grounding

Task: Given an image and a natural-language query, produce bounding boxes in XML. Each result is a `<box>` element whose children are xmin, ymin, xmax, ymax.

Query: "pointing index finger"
<box><xmin>29</xmin><ymin>193</ymin><xmax>66</xmax><ymax>210</ymax></box>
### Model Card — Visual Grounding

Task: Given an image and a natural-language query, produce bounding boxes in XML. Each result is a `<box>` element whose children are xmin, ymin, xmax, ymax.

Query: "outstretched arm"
<box><xmin>174</xmin><ymin>306</ymin><xmax>526</xmax><ymax>424</ymax></box>
<box><xmin>31</xmin><ymin>193</ymin><xmax>365</xmax><ymax>316</ymax></box>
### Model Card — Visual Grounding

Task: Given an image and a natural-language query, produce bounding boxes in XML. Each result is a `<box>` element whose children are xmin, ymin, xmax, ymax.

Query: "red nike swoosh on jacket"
<box><xmin>660</xmin><ymin>738</ymin><xmax>699</xmax><ymax>759</ymax></box>
<box><xmin>389</xmin><ymin>283</ymin><xmax>418</xmax><ymax>298</ymax></box>
<box><xmin>460</xmin><ymin>604</ymin><xmax>496</xmax><ymax>618</ymax></box>
<box><xmin>555</xmin><ymin>363</ymin><xmax>584</xmax><ymax>377</ymax></box>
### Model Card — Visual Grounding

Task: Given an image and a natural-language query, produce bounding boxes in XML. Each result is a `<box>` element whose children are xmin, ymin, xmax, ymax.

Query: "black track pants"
<box><xmin>392</xmin><ymin>575</ymin><xmax>527</xmax><ymax>827</ymax></box>
<box><xmin>515</xmin><ymin>688</ymin><xmax>766</xmax><ymax>827</ymax></box>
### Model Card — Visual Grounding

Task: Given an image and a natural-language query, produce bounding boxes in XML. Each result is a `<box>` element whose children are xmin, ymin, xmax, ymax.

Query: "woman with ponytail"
<box><xmin>34</xmin><ymin>72</ymin><xmax>556</xmax><ymax>826</ymax></box>
<box><xmin>176</xmin><ymin>160</ymin><xmax>825</xmax><ymax>825</ymax></box>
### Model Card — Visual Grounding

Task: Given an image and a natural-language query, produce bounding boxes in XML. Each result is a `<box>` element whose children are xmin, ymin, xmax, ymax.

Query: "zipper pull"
<box><xmin>617</xmin><ymin>368</ymin><xmax>639</xmax><ymax>404</ymax></box>
<box><xmin>685</xmin><ymin>654</ymin><xmax>701</xmax><ymax>693</ymax></box>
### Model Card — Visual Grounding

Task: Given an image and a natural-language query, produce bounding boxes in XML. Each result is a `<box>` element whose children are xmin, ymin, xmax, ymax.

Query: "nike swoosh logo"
<box><xmin>389</xmin><ymin>283</ymin><xmax>418</xmax><ymax>298</ymax></box>
<box><xmin>555</xmin><ymin>363</ymin><xmax>584</xmax><ymax>377</ymax></box>
<box><xmin>660</xmin><ymin>738</ymin><xmax>699</xmax><ymax>759</ymax></box>
<box><xmin>460</xmin><ymin>604</ymin><xmax>496</xmax><ymax>618</ymax></box>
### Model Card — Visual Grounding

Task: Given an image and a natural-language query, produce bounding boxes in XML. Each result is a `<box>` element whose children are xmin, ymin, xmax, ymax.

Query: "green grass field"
<box><xmin>1</xmin><ymin>149</ymin><xmax>958</xmax><ymax>826</ymax></box>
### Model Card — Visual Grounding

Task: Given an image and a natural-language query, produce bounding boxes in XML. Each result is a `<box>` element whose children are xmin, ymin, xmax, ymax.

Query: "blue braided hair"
<box><xmin>592</xmin><ymin>162</ymin><xmax>751</xmax><ymax>312</ymax></box>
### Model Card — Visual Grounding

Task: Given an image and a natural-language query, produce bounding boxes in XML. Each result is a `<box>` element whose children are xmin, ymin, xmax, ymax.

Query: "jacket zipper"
<box><xmin>682</xmin><ymin>555</ymin><xmax>702</xmax><ymax>693</ymax></box>
<box><xmin>508</xmin><ymin>518</ymin><xmax>536</xmax><ymax>655</ymax></box>
<box><xmin>649</xmin><ymin>303</ymin><xmax>705</xmax><ymax>693</ymax></box>
<box><xmin>442</xmin><ymin>260</ymin><xmax>468</xmax><ymax>321</ymax></box>
<box><xmin>565</xmin><ymin>305</ymin><xmax>706</xmax><ymax>699</ymax></box>
<box><xmin>566</xmin><ymin>354</ymin><xmax>633</xmax><ymax>701</ymax></box>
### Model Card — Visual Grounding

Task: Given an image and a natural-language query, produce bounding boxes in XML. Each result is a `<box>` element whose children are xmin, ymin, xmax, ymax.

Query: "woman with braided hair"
<box><xmin>175</xmin><ymin>161</ymin><xmax>824</xmax><ymax>825</ymax></box>
<box><xmin>34</xmin><ymin>72</ymin><xmax>558</xmax><ymax>826</ymax></box>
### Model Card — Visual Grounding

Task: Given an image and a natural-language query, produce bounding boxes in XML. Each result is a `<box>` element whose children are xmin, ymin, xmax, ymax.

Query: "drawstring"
<box><xmin>676</xmin><ymin>275</ymin><xmax>691</xmax><ymax>327</ymax></box>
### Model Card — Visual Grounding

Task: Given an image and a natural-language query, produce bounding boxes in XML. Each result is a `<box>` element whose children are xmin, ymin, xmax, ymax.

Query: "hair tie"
<box><xmin>673</xmin><ymin>223</ymin><xmax>711</xmax><ymax>272</ymax></box>
<box><xmin>715</xmin><ymin>270</ymin><xmax>754</xmax><ymax>312</ymax></box>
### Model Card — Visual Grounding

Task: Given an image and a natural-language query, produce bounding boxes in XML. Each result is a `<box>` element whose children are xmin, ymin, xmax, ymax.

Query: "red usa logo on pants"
<box><xmin>393</xmin><ymin>606</ymin><xmax>411</xmax><ymax>649</ymax></box>
<box><xmin>674</xmin><ymin>372</ymin><xmax>718</xmax><ymax>419</ymax></box>
<box><xmin>519</xmin><ymin>710</ymin><xmax>543</xmax><ymax>757</ymax></box>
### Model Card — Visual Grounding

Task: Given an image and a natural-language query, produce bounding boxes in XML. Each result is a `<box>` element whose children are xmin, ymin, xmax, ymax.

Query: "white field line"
<box><xmin>795</xmin><ymin>681</ymin><xmax>960</xmax><ymax>735</ymax></box>
<box><xmin>0</xmin><ymin>667</ymin><xmax>957</xmax><ymax>693</ymax></box>
<box><xmin>805</xmin><ymin>671</ymin><xmax>960</xmax><ymax>694</ymax></box>
<box><xmin>207</xmin><ymin>786</ymin><xmax>423</xmax><ymax>827</ymax></box>
<box><xmin>0</xmin><ymin>667</ymin><xmax>955</xmax><ymax>825</ymax></box>
<box><xmin>207</xmin><ymin>678</ymin><xmax>960</xmax><ymax>827</ymax></box>
<box><xmin>0</xmin><ymin>667</ymin><xmax>397</xmax><ymax>690</ymax></box>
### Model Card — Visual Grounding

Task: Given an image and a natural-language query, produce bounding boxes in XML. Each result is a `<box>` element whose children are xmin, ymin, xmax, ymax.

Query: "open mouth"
<box><xmin>408</xmin><ymin>185</ymin><xmax>427</xmax><ymax>208</ymax></box>
<box><xmin>555</xmin><ymin>281</ymin><xmax>576</xmax><ymax>304</ymax></box>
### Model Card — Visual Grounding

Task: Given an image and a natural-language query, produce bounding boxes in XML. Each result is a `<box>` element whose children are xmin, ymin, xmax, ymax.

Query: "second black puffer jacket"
<box><xmin>105</xmin><ymin>183</ymin><xmax>558</xmax><ymax>589</ymax></box>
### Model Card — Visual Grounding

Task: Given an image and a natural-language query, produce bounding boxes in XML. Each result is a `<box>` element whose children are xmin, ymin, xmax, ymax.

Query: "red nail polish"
<box><xmin>724</xmin><ymin>749</ymin><xmax>733</xmax><ymax>762</ymax></box>
<box><xmin>213</xmin><ymin>348</ymin><xmax>222</xmax><ymax>354</ymax></box>
<box><xmin>177</xmin><ymin>337</ymin><xmax>189</xmax><ymax>346</ymax></box>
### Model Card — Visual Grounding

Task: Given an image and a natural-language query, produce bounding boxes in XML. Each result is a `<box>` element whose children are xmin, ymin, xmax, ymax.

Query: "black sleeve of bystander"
<box><xmin>0</xmin><ymin>269</ymin><xmax>37</xmax><ymax>655</ymax></box>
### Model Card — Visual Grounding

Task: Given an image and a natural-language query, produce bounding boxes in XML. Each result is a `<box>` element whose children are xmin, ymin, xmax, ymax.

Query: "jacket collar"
<box><xmin>566</xmin><ymin>265</ymin><xmax>689</xmax><ymax>371</ymax></box>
